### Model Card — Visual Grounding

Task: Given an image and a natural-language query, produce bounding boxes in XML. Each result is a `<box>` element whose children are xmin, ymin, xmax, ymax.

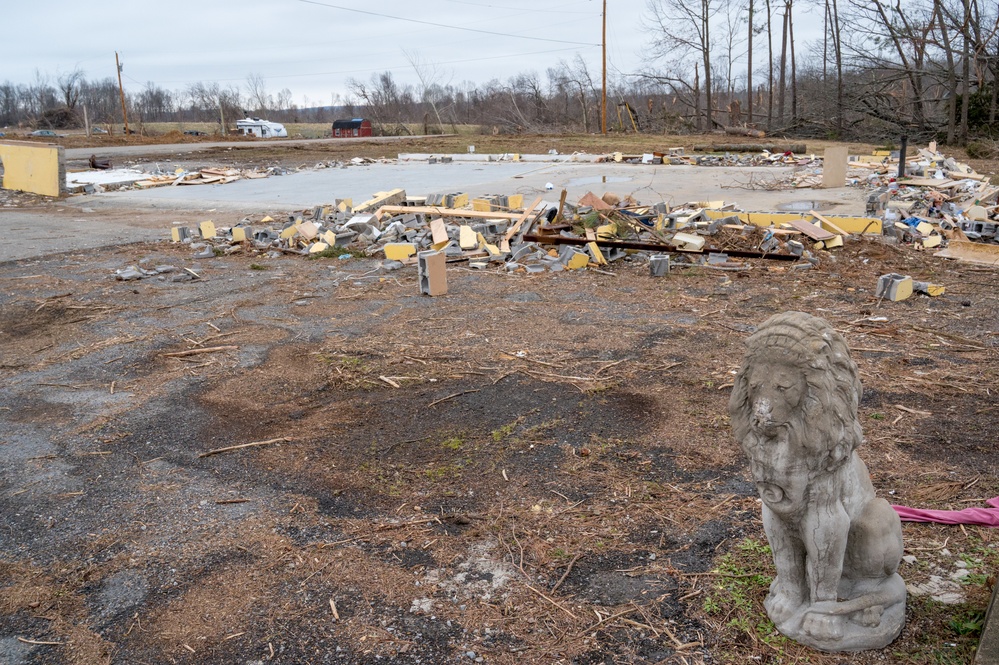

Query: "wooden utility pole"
<box><xmin>116</xmin><ymin>51</ymin><xmax>130</xmax><ymax>137</ymax></box>
<box><xmin>601</xmin><ymin>0</ymin><xmax>607</xmax><ymax>134</ymax></box>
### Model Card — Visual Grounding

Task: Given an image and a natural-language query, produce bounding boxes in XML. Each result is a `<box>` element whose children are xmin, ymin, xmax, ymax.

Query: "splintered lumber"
<box><xmin>504</xmin><ymin>196</ymin><xmax>545</xmax><ymax>242</ymax></box>
<box><xmin>375</xmin><ymin>205</ymin><xmax>520</xmax><ymax>220</ymax></box>
<box><xmin>198</xmin><ymin>437</ymin><xmax>294</xmax><ymax>458</ymax></box>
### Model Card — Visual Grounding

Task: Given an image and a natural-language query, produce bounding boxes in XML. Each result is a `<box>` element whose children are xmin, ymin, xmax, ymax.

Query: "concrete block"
<box><xmin>459</xmin><ymin>226</ymin><xmax>477</xmax><ymax>250</ymax></box>
<box><xmin>309</xmin><ymin>242</ymin><xmax>330</xmax><ymax>254</ymax></box>
<box><xmin>384</xmin><ymin>243</ymin><xmax>418</xmax><ymax>261</ymax></box>
<box><xmin>298</xmin><ymin>221</ymin><xmax>319</xmax><ymax>240</ymax></box>
<box><xmin>913</xmin><ymin>281</ymin><xmax>945</xmax><ymax>297</ymax></box>
<box><xmin>322</xmin><ymin>230</ymin><xmax>337</xmax><ymax>245</ymax></box>
<box><xmin>875</xmin><ymin>273</ymin><xmax>913</xmax><ymax>301</ymax></box>
<box><xmin>417</xmin><ymin>250</ymin><xmax>447</xmax><ymax>296</ymax></box>
<box><xmin>586</xmin><ymin>242</ymin><xmax>607</xmax><ymax>265</ymax></box>
<box><xmin>649</xmin><ymin>254</ymin><xmax>670</xmax><ymax>276</ymax></box>
<box><xmin>354</xmin><ymin>189</ymin><xmax>405</xmax><ymax>213</ymax></box>
<box><xmin>673</xmin><ymin>232</ymin><xmax>705</xmax><ymax>251</ymax></box>
<box><xmin>171</xmin><ymin>227</ymin><xmax>190</xmax><ymax>243</ymax></box>
<box><xmin>279</xmin><ymin>224</ymin><xmax>299</xmax><ymax>240</ymax></box>
<box><xmin>525</xmin><ymin>264</ymin><xmax>546</xmax><ymax>274</ymax></box>
<box><xmin>232</xmin><ymin>226</ymin><xmax>252</xmax><ymax>243</ymax></box>
<box><xmin>430</xmin><ymin>218</ymin><xmax>449</xmax><ymax>245</ymax></box>
<box><xmin>199</xmin><ymin>221</ymin><xmax>217</xmax><ymax>239</ymax></box>
<box><xmin>823</xmin><ymin>234</ymin><xmax>844</xmax><ymax>249</ymax></box>
<box><xmin>787</xmin><ymin>240</ymin><xmax>805</xmax><ymax>256</ymax></box>
<box><xmin>922</xmin><ymin>235</ymin><xmax>942</xmax><ymax>249</ymax></box>
<box><xmin>564</xmin><ymin>251</ymin><xmax>589</xmax><ymax>270</ymax></box>
<box><xmin>915</xmin><ymin>221</ymin><xmax>934</xmax><ymax>236</ymax></box>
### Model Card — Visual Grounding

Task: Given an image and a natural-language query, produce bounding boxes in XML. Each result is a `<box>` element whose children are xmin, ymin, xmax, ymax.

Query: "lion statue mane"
<box><xmin>729</xmin><ymin>311</ymin><xmax>905</xmax><ymax>652</ymax></box>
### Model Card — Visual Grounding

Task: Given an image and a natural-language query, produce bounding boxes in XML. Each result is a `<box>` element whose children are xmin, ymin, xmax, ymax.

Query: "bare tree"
<box><xmin>246</xmin><ymin>73</ymin><xmax>272</xmax><ymax>114</ymax></box>
<box><xmin>57</xmin><ymin>69</ymin><xmax>85</xmax><ymax>112</ymax></box>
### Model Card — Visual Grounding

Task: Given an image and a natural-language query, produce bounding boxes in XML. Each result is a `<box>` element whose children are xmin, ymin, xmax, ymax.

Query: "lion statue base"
<box><xmin>729</xmin><ymin>311</ymin><xmax>905</xmax><ymax>652</ymax></box>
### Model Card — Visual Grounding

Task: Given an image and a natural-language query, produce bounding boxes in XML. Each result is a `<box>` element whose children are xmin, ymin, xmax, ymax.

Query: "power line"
<box><xmin>439</xmin><ymin>0</ymin><xmax>594</xmax><ymax>15</ymax></box>
<box><xmin>297</xmin><ymin>0</ymin><xmax>599</xmax><ymax>46</ymax></box>
<box><xmin>148</xmin><ymin>46</ymin><xmax>586</xmax><ymax>86</ymax></box>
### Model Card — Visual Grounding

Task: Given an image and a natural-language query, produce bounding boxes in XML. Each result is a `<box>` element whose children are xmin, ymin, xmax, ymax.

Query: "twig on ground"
<box><xmin>198</xmin><ymin>437</ymin><xmax>294</xmax><ymax>458</ymax></box>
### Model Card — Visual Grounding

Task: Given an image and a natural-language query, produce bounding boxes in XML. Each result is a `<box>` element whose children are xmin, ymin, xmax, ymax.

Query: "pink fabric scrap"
<box><xmin>892</xmin><ymin>497</ymin><xmax>999</xmax><ymax>528</ymax></box>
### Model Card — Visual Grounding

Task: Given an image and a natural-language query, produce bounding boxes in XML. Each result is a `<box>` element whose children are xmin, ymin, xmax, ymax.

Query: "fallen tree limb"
<box><xmin>198</xmin><ymin>437</ymin><xmax>294</xmax><ymax>458</ymax></box>
<box><xmin>162</xmin><ymin>345</ymin><xmax>238</xmax><ymax>358</ymax></box>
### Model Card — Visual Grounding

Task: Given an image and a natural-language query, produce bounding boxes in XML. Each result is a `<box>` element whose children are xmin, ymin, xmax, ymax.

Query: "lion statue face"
<box><xmin>729</xmin><ymin>312</ymin><xmax>864</xmax><ymax>488</ymax></box>
<box><xmin>744</xmin><ymin>361</ymin><xmax>808</xmax><ymax>439</ymax></box>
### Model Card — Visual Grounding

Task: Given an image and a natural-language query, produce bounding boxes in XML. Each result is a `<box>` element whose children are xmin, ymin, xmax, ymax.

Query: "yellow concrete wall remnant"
<box><xmin>0</xmin><ymin>140</ymin><xmax>65</xmax><ymax>197</ymax></box>
<box><xmin>384</xmin><ymin>243</ymin><xmax>418</xmax><ymax>260</ymax></box>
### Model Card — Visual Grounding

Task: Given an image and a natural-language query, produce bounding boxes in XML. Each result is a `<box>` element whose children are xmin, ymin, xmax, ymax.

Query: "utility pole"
<box><xmin>601</xmin><ymin>0</ymin><xmax>607</xmax><ymax>134</ymax></box>
<box><xmin>116</xmin><ymin>52</ymin><xmax>130</xmax><ymax>137</ymax></box>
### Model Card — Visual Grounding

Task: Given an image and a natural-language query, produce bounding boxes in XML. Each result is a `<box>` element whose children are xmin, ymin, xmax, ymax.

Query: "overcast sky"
<box><xmin>4</xmin><ymin>0</ymin><xmax>654</xmax><ymax>106</ymax></box>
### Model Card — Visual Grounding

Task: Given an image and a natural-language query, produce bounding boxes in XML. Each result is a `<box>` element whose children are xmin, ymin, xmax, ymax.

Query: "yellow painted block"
<box><xmin>472</xmin><ymin>198</ymin><xmax>492</xmax><ymax>212</ymax></box>
<box><xmin>596</xmin><ymin>224</ymin><xmax>617</xmax><ymax>240</ymax></box>
<box><xmin>279</xmin><ymin>225</ymin><xmax>299</xmax><ymax>239</ymax></box>
<box><xmin>384</xmin><ymin>243</ymin><xmax>418</xmax><ymax>260</ymax></box>
<box><xmin>459</xmin><ymin>226</ymin><xmax>477</xmax><ymax>250</ymax></box>
<box><xmin>567</xmin><ymin>252</ymin><xmax>590</xmax><ymax>270</ymax></box>
<box><xmin>873</xmin><ymin>150</ymin><xmax>892</xmax><ymax>157</ymax></box>
<box><xmin>322</xmin><ymin>230</ymin><xmax>337</xmax><ymax>245</ymax></box>
<box><xmin>703</xmin><ymin>209</ymin><xmax>882</xmax><ymax>235</ymax></box>
<box><xmin>199</xmin><ymin>221</ymin><xmax>217</xmax><ymax>239</ymax></box>
<box><xmin>923</xmin><ymin>283</ymin><xmax>945</xmax><ymax>296</ymax></box>
<box><xmin>298</xmin><ymin>221</ymin><xmax>319</xmax><ymax>240</ymax></box>
<box><xmin>915</xmin><ymin>221</ymin><xmax>934</xmax><ymax>236</ymax></box>
<box><xmin>507</xmin><ymin>194</ymin><xmax>524</xmax><ymax>210</ymax></box>
<box><xmin>451</xmin><ymin>193</ymin><xmax>469</xmax><ymax>208</ymax></box>
<box><xmin>587</xmin><ymin>241</ymin><xmax>607</xmax><ymax>265</ymax></box>
<box><xmin>0</xmin><ymin>141</ymin><xmax>64</xmax><ymax>197</ymax></box>
<box><xmin>309</xmin><ymin>242</ymin><xmax>329</xmax><ymax>254</ymax></box>
<box><xmin>512</xmin><ymin>154</ymin><xmax>521</xmax><ymax>162</ymax></box>
<box><xmin>922</xmin><ymin>235</ymin><xmax>942</xmax><ymax>248</ymax></box>
<box><xmin>823</xmin><ymin>234</ymin><xmax>844</xmax><ymax>249</ymax></box>
<box><xmin>430</xmin><ymin>218</ymin><xmax>448</xmax><ymax>245</ymax></box>
<box><xmin>170</xmin><ymin>227</ymin><xmax>186</xmax><ymax>242</ymax></box>
<box><xmin>613</xmin><ymin>152</ymin><xmax>623</xmax><ymax>162</ymax></box>
<box><xmin>260</xmin><ymin>215</ymin><xmax>274</xmax><ymax>223</ymax></box>
<box><xmin>484</xmin><ymin>242</ymin><xmax>501</xmax><ymax>256</ymax></box>
<box><xmin>432</xmin><ymin>240</ymin><xmax>449</xmax><ymax>251</ymax></box>
<box><xmin>232</xmin><ymin>227</ymin><xmax>251</xmax><ymax>242</ymax></box>
<box><xmin>336</xmin><ymin>199</ymin><xmax>352</xmax><ymax>212</ymax></box>
<box><xmin>673</xmin><ymin>232</ymin><xmax>705</xmax><ymax>251</ymax></box>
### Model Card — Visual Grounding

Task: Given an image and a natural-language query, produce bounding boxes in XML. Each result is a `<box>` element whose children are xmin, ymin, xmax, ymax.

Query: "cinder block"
<box><xmin>922</xmin><ymin>234</ymin><xmax>942</xmax><ymax>248</ymax></box>
<box><xmin>459</xmin><ymin>226</ymin><xmax>477</xmax><ymax>250</ymax></box>
<box><xmin>384</xmin><ymin>243</ymin><xmax>418</xmax><ymax>261</ymax></box>
<box><xmin>430</xmin><ymin>218</ymin><xmax>449</xmax><ymax>246</ymax></box>
<box><xmin>875</xmin><ymin>273</ymin><xmax>913</xmax><ymax>301</ymax></box>
<box><xmin>673</xmin><ymin>232</ymin><xmax>705</xmax><ymax>251</ymax></box>
<box><xmin>232</xmin><ymin>226</ymin><xmax>252</xmax><ymax>242</ymax></box>
<box><xmin>279</xmin><ymin>225</ymin><xmax>299</xmax><ymax>239</ymax></box>
<box><xmin>322</xmin><ymin>230</ymin><xmax>337</xmax><ymax>245</ymax></box>
<box><xmin>354</xmin><ymin>189</ymin><xmax>405</xmax><ymax>213</ymax></box>
<box><xmin>199</xmin><ymin>221</ymin><xmax>217</xmax><ymax>239</ymax></box>
<box><xmin>171</xmin><ymin>227</ymin><xmax>190</xmax><ymax>242</ymax></box>
<box><xmin>417</xmin><ymin>250</ymin><xmax>447</xmax><ymax>296</ymax></box>
<box><xmin>309</xmin><ymin>242</ymin><xmax>330</xmax><ymax>254</ymax></box>
<box><xmin>586</xmin><ymin>242</ymin><xmax>607</xmax><ymax>265</ymax></box>
<box><xmin>298</xmin><ymin>221</ymin><xmax>319</xmax><ymax>240</ymax></box>
<box><xmin>649</xmin><ymin>255</ymin><xmax>670</xmax><ymax>276</ymax></box>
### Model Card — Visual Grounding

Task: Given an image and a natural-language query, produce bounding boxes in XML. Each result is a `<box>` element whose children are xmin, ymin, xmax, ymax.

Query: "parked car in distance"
<box><xmin>31</xmin><ymin>129</ymin><xmax>64</xmax><ymax>138</ymax></box>
<box><xmin>91</xmin><ymin>127</ymin><xmax>108</xmax><ymax>135</ymax></box>
<box><xmin>184</xmin><ymin>130</ymin><xmax>207</xmax><ymax>136</ymax></box>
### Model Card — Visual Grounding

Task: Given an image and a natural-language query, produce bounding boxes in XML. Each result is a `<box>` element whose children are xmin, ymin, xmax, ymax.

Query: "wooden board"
<box><xmin>787</xmin><ymin>219</ymin><xmax>836</xmax><ymax>241</ymax></box>
<box><xmin>821</xmin><ymin>146</ymin><xmax>849</xmax><ymax>188</ymax></box>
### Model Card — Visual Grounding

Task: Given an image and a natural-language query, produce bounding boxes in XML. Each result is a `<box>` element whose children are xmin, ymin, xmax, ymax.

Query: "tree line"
<box><xmin>2</xmin><ymin>0</ymin><xmax>996</xmax><ymax>144</ymax></box>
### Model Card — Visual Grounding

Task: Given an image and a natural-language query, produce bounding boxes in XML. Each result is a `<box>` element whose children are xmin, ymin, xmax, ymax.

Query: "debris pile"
<box><xmin>163</xmin><ymin>187</ymin><xmax>889</xmax><ymax>282</ymax></box>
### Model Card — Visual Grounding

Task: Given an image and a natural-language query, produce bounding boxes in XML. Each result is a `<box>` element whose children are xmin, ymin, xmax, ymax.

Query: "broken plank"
<box><xmin>787</xmin><ymin>219</ymin><xmax>835</xmax><ymax>241</ymax></box>
<box><xmin>809</xmin><ymin>210</ymin><xmax>850</xmax><ymax>237</ymax></box>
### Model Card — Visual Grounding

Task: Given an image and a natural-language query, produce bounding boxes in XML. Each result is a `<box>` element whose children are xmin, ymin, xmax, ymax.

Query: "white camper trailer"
<box><xmin>235</xmin><ymin>117</ymin><xmax>288</xmax><ymax>138</ymax></box>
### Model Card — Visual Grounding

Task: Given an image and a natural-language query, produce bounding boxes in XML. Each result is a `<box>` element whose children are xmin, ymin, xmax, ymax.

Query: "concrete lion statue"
<box><xmin>728</xmin><ymin>311</ymin><xmax>905</xmax><ymax>652</ymax></box>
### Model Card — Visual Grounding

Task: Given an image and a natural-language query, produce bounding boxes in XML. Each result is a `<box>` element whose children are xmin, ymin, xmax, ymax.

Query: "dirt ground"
<box><xmin>1</xmin><ymin>135</ymin><xmax>998</xmax><ymax>665</ymax></box>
